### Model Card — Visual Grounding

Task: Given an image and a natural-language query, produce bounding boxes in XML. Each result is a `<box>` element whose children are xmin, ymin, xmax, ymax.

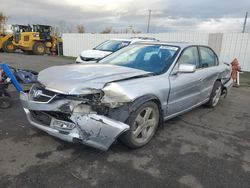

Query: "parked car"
<box><xmin>20</xmin><ymin>42</ymin><xmax>232</xmax><ymax>151</ymax></box>
<box><xmin>75</xmin><ymin>37</ymin><xmax>158</xmax><ymax>63</ymax></box>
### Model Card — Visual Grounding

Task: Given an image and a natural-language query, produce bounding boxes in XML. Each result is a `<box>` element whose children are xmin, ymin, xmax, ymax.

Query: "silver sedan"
<box><xmin>20</xmin><ymin>42</ymin><xmax>233</xmax><ymax>150</ymax></box>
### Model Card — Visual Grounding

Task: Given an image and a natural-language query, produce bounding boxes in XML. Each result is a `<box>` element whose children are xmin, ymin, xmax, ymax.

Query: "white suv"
<box><xmin>75</xmin><ymin>37</ymin><xmax>158</xmax><ymax>63</ymax></box>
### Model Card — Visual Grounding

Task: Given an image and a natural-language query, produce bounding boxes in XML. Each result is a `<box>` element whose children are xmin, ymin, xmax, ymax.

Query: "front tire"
<box><xmin>3</xmin><ymin>40</ymin><xmax>16</xmax><ymax>53</ymax></box>
<box><xmin>206</xmin><ymin>81</ymin><xmax>222</xmax><ymax>108</ymax></box>
<box><xmin>120</xmin><ymin>101</ymin><xmax>160</xmax><ymax>148</ymax></box>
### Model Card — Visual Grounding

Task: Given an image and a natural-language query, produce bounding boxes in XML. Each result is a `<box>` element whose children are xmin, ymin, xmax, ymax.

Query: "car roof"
<box><xmin>131</xmin><ymin>41</ymin><xmax>200</xmax><ymax>48</ymax></box>
<box><xmin>110</xmin><ymin>38</ymin><xmax>134</xmax><ymax>42</ymax></box>
<box><xmin>110</xmin><ymin>37</ymin><xmax>158</xmax><ymax>42</ymax></box>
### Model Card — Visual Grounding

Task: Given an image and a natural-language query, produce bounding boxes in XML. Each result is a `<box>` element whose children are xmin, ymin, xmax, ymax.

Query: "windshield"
<box><xmin>11</xmin><ymin>26</ymin><xmax>20</xmax><ymax>33</ymax></box>
<box><xmin>94</xmin><ymin>40</ymin><xmax>130</xmax><ymax>52</ymax></box>
<box><xmin>11</xmin><ymin>25</ymin><xmax>29</xmax><ymax>33</ymax></box>
<box><xmin>33</xmin><ymin>25</ymin><xmax>51</xmax><ymax>33</ymax></box>
<box><xmin>99</xmin><ymin>44</ymin><xmax>180</xmax><ymax>74</ymax></box>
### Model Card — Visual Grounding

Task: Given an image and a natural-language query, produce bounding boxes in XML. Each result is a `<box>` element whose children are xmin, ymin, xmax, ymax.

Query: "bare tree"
<box><xmin>66</xmin><ymin>23</ymin><xmax>74</xmax><ymax>33</ymax></box>
<box><xmin>57</xmin><ymin>21</ymin><xmax>76</xmax><ymax>34</ymax></box>
<box><xmin>125</xmin><ymin>25</ymin><xmax>141</xmax><ymax>34</ymax></box>
<box><xmin>101</xmin><ymin>27</ymin><xmax>112</xmax><ymax>34</ymax></box>
<box><xmin>77</xmin><ymin>25</ymin><xmax>85</xmax><ymax>33</ymax></box>
<box><xmin>0</xmin><ymin>12</ymin><xmax>7</xmax><ymax>34</ymax></box>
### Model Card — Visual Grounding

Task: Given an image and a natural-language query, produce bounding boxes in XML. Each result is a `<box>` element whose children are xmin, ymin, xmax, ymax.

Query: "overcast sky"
<box><xmin>1</xmin><ymin>0</ymin><xmax>250</xmax><ymax>33</ymax></box>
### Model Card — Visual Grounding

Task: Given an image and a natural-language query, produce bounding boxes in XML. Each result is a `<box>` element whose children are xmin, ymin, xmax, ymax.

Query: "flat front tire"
<box><xmin>120</xmin><ymin>101</ymin><xmax>160</xmax><ymax>148</ymax></box>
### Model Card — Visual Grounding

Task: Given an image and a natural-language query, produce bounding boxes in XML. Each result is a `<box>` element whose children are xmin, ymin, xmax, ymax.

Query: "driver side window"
<box><xmin>178</xmin><ymin>47</ymin><xmax>199</xmax><ymax>68</ymax></box>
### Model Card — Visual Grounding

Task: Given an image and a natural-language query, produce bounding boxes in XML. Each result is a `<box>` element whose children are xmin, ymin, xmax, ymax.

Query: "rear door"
<box><xmin>197</xmin><ymin>46</ymin><xmax>220</xmax><ymax>101</ymax></box>
<box><xmin>167</xmin><ymin>46</ymin><xmax>202</xmax><ymax>116</ymax></box>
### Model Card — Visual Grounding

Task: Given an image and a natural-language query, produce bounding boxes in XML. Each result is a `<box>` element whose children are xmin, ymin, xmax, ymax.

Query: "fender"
<box><xmin>108</xmin><ymin>94</ymin><xmax>164</xmax><ymax>126</ymax></box>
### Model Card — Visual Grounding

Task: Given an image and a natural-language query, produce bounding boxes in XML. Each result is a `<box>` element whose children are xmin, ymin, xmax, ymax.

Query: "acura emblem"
<box><xmin>33</xmin><ymin>90</ymin><xmax>43</xmax><ymax>98</ymax></box>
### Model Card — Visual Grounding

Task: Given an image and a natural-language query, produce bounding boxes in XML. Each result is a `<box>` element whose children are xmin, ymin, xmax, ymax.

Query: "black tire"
<box><xmin>206</xmin><ymin>81</ymin><xmax>222</xmax><ymax>108</ymax></box>
<box><xmin>32</xmin><ymin>42</ymin><xmax>46</xmax><ymax>55</ymax></box>
<box><xmin>120</xmin><ymin>101</ymin><xmax>160</xmax><ymax>148</ymax></box>
<box><xmin>0</xmin><ymin>96</ymin><xmax>12</xmax><ymax>109</ymax></box>
<box><xmin>3</xmin><ymin>40</ymin><xmax>16</xmax><ymax>53</ymax></box>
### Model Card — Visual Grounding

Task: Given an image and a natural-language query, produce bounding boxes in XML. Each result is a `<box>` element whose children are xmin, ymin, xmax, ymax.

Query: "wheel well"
<box><xmin>151</xmin><ymin>98</ymin><xmax>164</xmax><ymax>126</ymax></box>
<box><xmin>131</xmin><ymin>95</ymin><xmax>164</xmax><ymax>126</ymax></box>
<box><xmin>215</xmin><ymin>79</ymin><xmax>221</xmax><ymax>83</ymax></box>
<box><xmin>108</xmin><ymin>94</ymin><xmax>164</xmax><ymax>126</ymax></box>
<box><xmin>133</xmin><ymin>95</ymin><xmax>162</xmax><ymax>110</ymax></box>
<box><xmin>214</xmin><ymin>79</ymin><xmax>225</xmax><ymax>95</ymax></box>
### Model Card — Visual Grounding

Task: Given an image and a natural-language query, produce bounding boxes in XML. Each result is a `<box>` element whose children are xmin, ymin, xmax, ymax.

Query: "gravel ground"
<box><xmin>0</xmin><ymin>52</ymin><xmax>74</xmax><ymax>71</ymax></box>
<box><xmin>0</xmin><ymin>53</ymin><xmax>250</xmax><ymax>188</ymax></box>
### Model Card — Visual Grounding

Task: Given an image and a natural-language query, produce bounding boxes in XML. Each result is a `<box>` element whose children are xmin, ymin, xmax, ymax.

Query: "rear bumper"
<box><xmin>20</xmin><ymin>92</ymin><xmax>129</xmax><ymax>151</ymax></box>
<box><xmin>222</xmin><ymin>78</ymin><xmax>233</xmax><ymax>96</ymax></box>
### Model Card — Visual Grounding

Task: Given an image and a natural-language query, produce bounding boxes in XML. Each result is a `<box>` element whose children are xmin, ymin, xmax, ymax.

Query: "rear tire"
<box><xmin>206</xmin><ymin>81</ymin><xmax>222</xmax><ymax>108</ymax></box>
<box><xmin>3</xmin><ymin>40</ymin><xmax>16</xmax><ymax>53</ymax></box>
<box><xmin>120</xmin><ymin>101</ymin><xmax>160</xmax><ymax>148</ymax></box>
<box><xmin>32</xmin><ymin>42</ymin><xmax>46</xmax><ymax>55</ymax></box>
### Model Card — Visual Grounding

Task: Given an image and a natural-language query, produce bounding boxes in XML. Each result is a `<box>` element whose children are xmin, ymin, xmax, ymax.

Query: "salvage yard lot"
<box><xmin>0</xmin><ymin>53</ymin><xmax>250</xmax><ymax>188</ymax></box>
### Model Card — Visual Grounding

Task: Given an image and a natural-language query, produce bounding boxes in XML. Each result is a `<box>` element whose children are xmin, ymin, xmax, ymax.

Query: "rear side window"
<box><xmin>199</xmin><ymin>47</ymin><xmax>217</xmax><ymax>68</ymax></box>
<box><xmin>178</xmin><ymin>47</ymin><xmax>199</xmax><ymax>68</ymax></box>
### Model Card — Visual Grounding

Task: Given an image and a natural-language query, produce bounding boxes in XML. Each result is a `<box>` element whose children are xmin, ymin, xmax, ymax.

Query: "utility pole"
<box><xmin>147</xmin><ymin>9</ymin><xmax>151</xmax><ymax>33</ymax></box>
<box><xmin>242</xmin><ymin>12</ymin><xmax>248</xmax><ymax>33</ymax></box>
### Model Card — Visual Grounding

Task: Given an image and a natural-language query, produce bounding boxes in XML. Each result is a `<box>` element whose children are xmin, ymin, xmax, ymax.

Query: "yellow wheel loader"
<box><xmin>0</xmin><ymin>34</ymin><xmax>15</xmax><ymax>53</ymax></box>
<box><xmin>13</xmin><ymin>25</ymin><xmax>62</xmax><ymax>55</ymax></box>
<box><xmin>0</xmin><ymin>25</ymin><xmax>30</xmax><ymax>53</ymax></box>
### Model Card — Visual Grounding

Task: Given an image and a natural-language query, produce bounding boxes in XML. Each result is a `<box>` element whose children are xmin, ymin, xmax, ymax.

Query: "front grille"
<box><xmin>30</xmin><ymin>110</ymin><xmax>72</xmax><ymax>126</ymax></box>
<box><xmin>33</xmin><ymin>95</ymin><xmax>52</xmax><ymax>102</ymax></box>
<box><xmin>29</xmin><ymin>83</ymin><xmax>57</xmax><ymax>102</ymax></box>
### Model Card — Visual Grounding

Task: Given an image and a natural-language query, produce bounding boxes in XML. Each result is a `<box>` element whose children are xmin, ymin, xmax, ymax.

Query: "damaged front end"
<box><xmin>20</xmin><ymin>83</ymin><xmax>130</xmax><ymax>151</ymax></box>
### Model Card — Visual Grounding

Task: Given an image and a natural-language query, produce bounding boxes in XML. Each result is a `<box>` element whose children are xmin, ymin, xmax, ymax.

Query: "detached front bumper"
<box><xmin>20</xmin><ymin>92</ymin><xmax>129</xmax><ymax>151</ymax></box>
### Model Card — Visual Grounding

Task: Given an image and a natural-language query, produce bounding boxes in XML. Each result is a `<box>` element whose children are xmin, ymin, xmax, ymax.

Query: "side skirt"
<box><xmin>164</xmin><ymin>98</ymin><xmax>209</xmax><ymax>121</ymax></box>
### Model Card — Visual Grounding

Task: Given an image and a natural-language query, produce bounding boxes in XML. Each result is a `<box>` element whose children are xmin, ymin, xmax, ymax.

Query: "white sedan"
<box><xmin>75</xmin><ymin>37</ymin><xmax>158</xmax><ymax>63</ymax></box>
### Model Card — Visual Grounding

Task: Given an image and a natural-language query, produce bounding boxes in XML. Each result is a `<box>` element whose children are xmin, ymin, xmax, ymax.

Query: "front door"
<box><xmin>167</xmin><ymin>46</ymin><xmax>202</xmax><ymax>117</ymax></box>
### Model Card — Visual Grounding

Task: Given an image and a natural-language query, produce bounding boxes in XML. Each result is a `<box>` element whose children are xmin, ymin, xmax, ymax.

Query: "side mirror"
<box><xmin>178</xmin><ymin>64</ymin><xmax>196</xmax><ymax>73</ymax></box>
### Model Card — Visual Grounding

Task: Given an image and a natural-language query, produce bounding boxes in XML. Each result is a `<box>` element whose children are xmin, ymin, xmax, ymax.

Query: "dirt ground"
<box><xmin>0</xmin><ymin>53</ymin><xmax>250</xmax><ymax>188</ymax></box>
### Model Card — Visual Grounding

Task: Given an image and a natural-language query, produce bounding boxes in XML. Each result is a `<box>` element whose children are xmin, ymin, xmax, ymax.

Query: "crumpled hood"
<box><xmin>80</xmin><ymin>49</ymin><xmax>111</xmax><ymax>59</ymax></box>
<box><xmin>38</xmin><ymin>64</ymin><xmax>151</xmax><ymax>95</ymax></box>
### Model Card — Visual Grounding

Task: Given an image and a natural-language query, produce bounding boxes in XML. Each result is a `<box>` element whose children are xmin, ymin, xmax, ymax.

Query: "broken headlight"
<box><xmin>64</xmin><ymin>92</ymin><xmax>103</xmax><ymax>103</ymax></box>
